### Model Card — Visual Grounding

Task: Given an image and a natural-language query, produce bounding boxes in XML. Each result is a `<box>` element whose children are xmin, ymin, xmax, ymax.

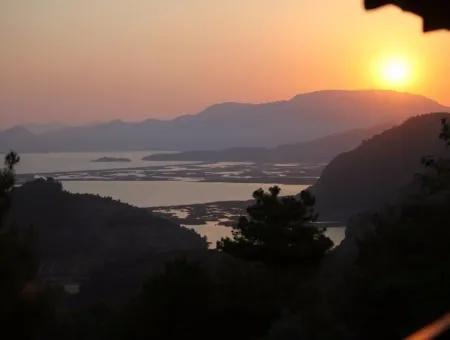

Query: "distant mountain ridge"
<box><xmin>1</xmin><ymin>90</ymin><xmax>447</xmax><ymax>153</ymax></box>
<box><xmin>144</xmin><ymin>124</ymin><xmax>390</xmax><ymax>162</ymax></box>
<box><xmin>313</xmin><ymin>112</ymin><xmax>450</xmax><ymax>221</ymax></box>
<box><xmin>22</xmin><ymin>122</ymin><xmax>69</xmax><ymax>134</ymax></box>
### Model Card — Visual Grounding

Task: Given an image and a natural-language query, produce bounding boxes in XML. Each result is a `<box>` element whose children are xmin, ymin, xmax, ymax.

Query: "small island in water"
<box><xmin>91</xmin><ymin>156</ymin><xmax>131</xmax><ymax>163</ymax></box>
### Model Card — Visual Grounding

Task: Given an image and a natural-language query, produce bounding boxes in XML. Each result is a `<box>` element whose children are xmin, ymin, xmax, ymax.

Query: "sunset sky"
<box><xmin>1</xmin><ymin>0</ymin><xmax>449</xmax><ymax>127</ymax></box>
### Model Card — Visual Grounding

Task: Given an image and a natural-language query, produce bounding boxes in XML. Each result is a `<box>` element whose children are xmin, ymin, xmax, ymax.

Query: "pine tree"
<box><xmin>217</xmin><ymin>186</ymin><xmax>333</xmax><ymax>266</ymax></box>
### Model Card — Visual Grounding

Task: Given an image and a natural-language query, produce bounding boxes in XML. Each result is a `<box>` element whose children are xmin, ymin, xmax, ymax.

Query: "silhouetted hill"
<box><xmin>10</xmin><ymin>179</ymin><xmax>207</xmax><ymax>278</ymax></box>
<box><xmin>145</xmin><ymin>124</ymin><xmax>389</xmax><ymax>162</ymax></box>
<box><xmin>0</xmin><ymin>90</ymin><xmax>446</xmax><ymax>152</ymax></box>
<box><xmin>313</xmin><ymin>112</ymin><xmax>450</xmax><ymax>221</ymax></box>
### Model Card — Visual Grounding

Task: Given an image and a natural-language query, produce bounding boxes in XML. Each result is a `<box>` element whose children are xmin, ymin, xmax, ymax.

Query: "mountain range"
<box><xmin>1</xmin><ymin>90</ymin><xmax>447</xmax><ymax>153</ymax></box>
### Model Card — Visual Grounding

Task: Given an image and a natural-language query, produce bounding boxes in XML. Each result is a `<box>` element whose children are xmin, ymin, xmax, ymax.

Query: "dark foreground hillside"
<box><xmin>313</xmin><ymin>112</ymin><xmax>450</xmax><ymax>221</ymax></box>
<box><xmin>10</xmin><ymin>179</ymin><xmax>206</xmax><ymax>289</ymax></box>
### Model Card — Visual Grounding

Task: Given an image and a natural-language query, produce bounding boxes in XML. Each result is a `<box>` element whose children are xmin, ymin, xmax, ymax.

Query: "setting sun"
<box><xmin>378</xmin><ymin>57</ymin><xmax>412</xmax><ymax>88</ymax></box>
<box><xmin>0</xmin><ymin>1</ymin><xmax>449</xmax><ymax>338</ymax></box>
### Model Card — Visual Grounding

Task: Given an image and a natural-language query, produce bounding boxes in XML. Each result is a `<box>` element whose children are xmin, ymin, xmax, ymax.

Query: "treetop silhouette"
<box><xmin>217</xmin><ymin>186</ymin><xmax>333</xmax><ymax>266</ymax></box>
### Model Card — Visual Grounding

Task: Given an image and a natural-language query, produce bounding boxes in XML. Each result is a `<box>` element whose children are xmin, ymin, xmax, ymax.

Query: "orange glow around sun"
<box><xmin>374</xmin><ymin>56</ymin><xmax>415</xmax><ymax>89</ymax></box>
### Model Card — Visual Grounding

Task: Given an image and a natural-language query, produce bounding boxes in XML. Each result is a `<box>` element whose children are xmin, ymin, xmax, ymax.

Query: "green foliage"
<box><xmin>217</xmin><ymin>186</ymin><xmax>333</xmax><ymax>265</ymax></box>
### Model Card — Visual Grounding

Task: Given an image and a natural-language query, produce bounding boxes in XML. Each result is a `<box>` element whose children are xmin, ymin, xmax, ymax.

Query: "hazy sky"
<box><xmin>1</xmin><ymin>0</ymin><xmax>449</xmax><ymax>127</ymax></box>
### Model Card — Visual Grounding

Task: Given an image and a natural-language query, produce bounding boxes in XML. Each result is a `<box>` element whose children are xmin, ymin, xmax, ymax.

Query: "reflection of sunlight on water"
<box><xmin>63</xmin><ymin>181</ymin><xmax>308</xmax><ymax>207</ymax></box>
<box><xmin>183</xmin><ymin>222</ymin><xmax>232</xmax><ymax>249</ymax></box>
<box><xmin>273</xmin><ymin>163</ymin><xmax>299</xmax><ymax>167</ymax></box>
<box><xmin>154</xmin><ymin>208</ymin><xmax>190</xmax><ymax>219</ymax></box>
<box><xmin>184</xmin><ymin>222</ymin><xmax>346</xmax><ymax>249</ymax></box>
<box><xmin>194</xmin><ymin>162</ymin><xmax>254</xmax><ymax>168</ymax></box>
<box><xmin>12</xmin><ymin>151</ymin><xmax>186</xmax><ymax>174</ymax></box>
<box><xmin>324</xmin><ymin>227</ymin><xmax>346</xmax><ymax>247</ymax></box>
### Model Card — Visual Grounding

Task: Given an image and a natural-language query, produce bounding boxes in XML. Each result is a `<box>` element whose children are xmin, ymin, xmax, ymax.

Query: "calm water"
<box><xmin>4</xmin><ymin>151</ymin><xmax>184</xmax><ymax>174</ymax></box>
<box><xmin>6</xmin><ymin>151</ymin><xmax>343</xmax><ymax>246</ymax></box>
<box><xmin>62</xmin><ymin>180</ymin><xmax>308</xmax><ymax>207</ymax></box>
<box><xmin>185</xmin><ymin>223</ymin><xmax>346</xmax><ymax>249</ymax></box>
